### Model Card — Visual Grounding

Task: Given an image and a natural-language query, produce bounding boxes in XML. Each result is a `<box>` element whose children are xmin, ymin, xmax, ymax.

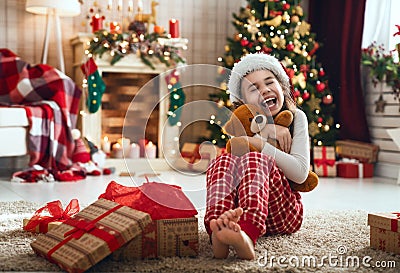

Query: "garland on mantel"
<box><xmin>85</xmin><ymin>30</ymin><xmax>188</xmax><ymax>126</ymax></box>
<box><xmin>86</xmin><ymin>30</ymin><xmax>186</xmax><ymax>69</ymax></box>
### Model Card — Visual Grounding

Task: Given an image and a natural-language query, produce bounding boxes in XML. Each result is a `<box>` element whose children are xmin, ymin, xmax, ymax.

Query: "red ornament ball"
<box><xmin>302</xmin><ymin>92</ymin><xmax>310</xmax><ymax>100</ymax></box>
<box><xmin>240</xmin><ymin>39</ymin><xmax>249</xmax><ymax>47</ymax></box>
<box><xmin>286</xmin><ymin>43</ymin><xmax>295</xmax><ymax>51</ymax></box>
<box><xmin>316</xmin><ymin>81</ymin><xmax>326</xmax><ymax>92</ymax></box>
<box><xmin>318</xmin><ymin>68</ymin><xmax>325</xmax><ymax>77</ymax></box>
<box><xmin>282</xmin><ymin>3</ymin><xmax>290</xmax><ymax>10</ymax></box>
<box><xmin>317</xmin><ymin>117</ymin><xmax>323</xmax><ymax>123</ymax></box>
<box><xmin>322</xmin><ymin>95</ymin><xmax>333</xmax><ymax>104</ymax></box>
<box><xmin>293</xmin><ymin>89</ymin><xmax>301</xmax><ymax>98</ymax></box>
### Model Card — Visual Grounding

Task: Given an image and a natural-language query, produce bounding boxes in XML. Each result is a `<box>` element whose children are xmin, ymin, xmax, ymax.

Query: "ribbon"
<box><xmin>46</xmin><ymin>204</ymin><xmax>124</xmax><ymax>264</ymax></box>
<box><xmin>340</xmin><ymin>158</ymin><xmax>364</xmax><ymax>178</ymax></box>
<box><xmin>24</xmin><ymin>199</ymin><xmax>80</xmax><ymax>233</ymax></box>
<box><xmin>391</xmin><ymin>212</ymin><xmax>400</xmax><ymax>232</ymax></box>
<box><xmin>314</xmin><ymin>147</ymin><xmax>335</xmax><ymax>176</ymax></box>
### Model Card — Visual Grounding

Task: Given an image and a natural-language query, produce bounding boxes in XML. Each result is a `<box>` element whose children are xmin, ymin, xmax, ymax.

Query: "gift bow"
<box><xmin>314</xmin><ymin>158</ymin><xmax>336</xmax><ymax>167</ymax></box>
<box><xmin>24</xmin><ymin>199</ymin><xmax>80</xmax><ymax>233</ymax></box>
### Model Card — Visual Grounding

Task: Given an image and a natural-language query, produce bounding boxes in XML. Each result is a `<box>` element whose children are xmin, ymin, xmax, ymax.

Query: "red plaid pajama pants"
<box><xmin>204</xmin><ymin>152</ymin><xmax>303</xmax><ymax>244</ymax></box>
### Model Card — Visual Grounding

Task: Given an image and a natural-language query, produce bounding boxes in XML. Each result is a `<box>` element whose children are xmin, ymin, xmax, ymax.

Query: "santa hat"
<box><xmin>228</xmin><ymin>53</ymin><xmax>291</xmax><ymax>103</ymax></box>
<box><xmin>71</xmin><ymin>129</ymin><xmax>91</xmax><ymax>163</ymax></box>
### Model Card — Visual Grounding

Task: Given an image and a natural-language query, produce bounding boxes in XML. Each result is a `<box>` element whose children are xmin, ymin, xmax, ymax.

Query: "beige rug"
<box><xmin>0</xmin><ymin>201</ymin><xmax>399</xmax><ymax>272</ymax></box>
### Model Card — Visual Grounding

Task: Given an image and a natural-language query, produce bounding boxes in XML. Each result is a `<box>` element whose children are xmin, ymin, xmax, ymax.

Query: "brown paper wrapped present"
<box><xmin>335</xmin><ymin>140</ymin><xmax>379</xmax><ymax>163</ymax></box>
<box><xmin>23</xmin><ymin>218</ymin><xmax>62</xmax><ymax>233</ymax></box>
<box><xmin>313</xmin><ymin>146</ymin><xmax>336</xmax><ymax>177</ymax></box>
<box><xmin>112</xmin><ymin>217</ymin><xmax>198</xmax><ymax>259</ymax></box>
<box><xmin>30</xmin><ymin>198</ymin><xmax>152</xmax><ymax>273</ymax></box>
<box><xmin>368</xmin><ymin>212</ymin><xmax>400</xmax><ymax>254</ymax></box>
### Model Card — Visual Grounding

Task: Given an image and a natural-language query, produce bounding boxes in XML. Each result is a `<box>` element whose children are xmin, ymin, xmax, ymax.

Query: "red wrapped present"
<box><xmin>313</xmin><ymin>146</ymin><xmax>336</xmax><ymax>177</ymax></box>
<box><xmin>336</xmin><ymin>159</ymin><xmax>374</xmax><ymax>178</ymax></box>
<box><xmin>23</xmin><ymin>199</ymin><xmax>80</xmax><ymax>233</ymax></box>
<box><xmin>174</xmin><ymin>142</ymin><xmax>221</xmax><ymax>173</ymax></box>
<box><xmin>99</xmin><ymin>180</ymin><xmax>199</xmax><ymax>258</ymax></box>
<box><xmin>30</xmin><ymin>198</ymin><xmax>151</xmax><ymax>273</ymax></box>
<box><xmin>368</xmin><ymin>212</ymin><xmax>400</xmax><ymax>255</ymax></box>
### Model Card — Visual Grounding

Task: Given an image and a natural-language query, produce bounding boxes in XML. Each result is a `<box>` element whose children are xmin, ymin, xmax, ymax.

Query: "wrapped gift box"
<box><xmin>368</xmin><ymin>213</ymin><xmax>400</xmax><ymax>255</ymax></box>
<box><xmin>336</xmin><ymin>160</ymin><xmax>374</xmax><ymax>178</ymax></box>
<box><xmin>30</xmin><ymin>198</ymin><xmax>152</xmax><ymax>273</ymax></box>
<box><xmin>335</xmin><ymin>140</ymin><xmax>379</xmax><ymax>163</ymax></box>
<box><xmin>112</xmin><ymin>217</ymin><xmax>198</xmax><ymax>259</ymax></box>
<box><xmin>313</xmin><ymin>146</ymin><xmax>336</xmax><ymax>177</ymax></box>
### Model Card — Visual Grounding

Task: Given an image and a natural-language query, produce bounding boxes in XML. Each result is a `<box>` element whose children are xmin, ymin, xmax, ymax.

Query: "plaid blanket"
<box><xmin>0</xmin><ymin>49</ymin><xmax>82</xmax><ymax>170</ymax></box>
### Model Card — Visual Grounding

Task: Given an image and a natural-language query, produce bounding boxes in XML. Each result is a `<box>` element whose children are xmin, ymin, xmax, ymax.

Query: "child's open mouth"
<box><xmin>262</xmin><ymin>97</ymin><xmax>277</xmax><ymax>109</ymax></box>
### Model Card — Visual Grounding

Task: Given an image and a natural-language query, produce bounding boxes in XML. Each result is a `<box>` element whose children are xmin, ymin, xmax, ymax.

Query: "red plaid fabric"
<box><xmin>204</xmin><ymin>152</ymin><xmax>303</xmax><ymax>243</ymax></box>
<box><xmin>0</xmin><ymin>49</ymin><xmax>81</xmax><ymax>170</ymax></box>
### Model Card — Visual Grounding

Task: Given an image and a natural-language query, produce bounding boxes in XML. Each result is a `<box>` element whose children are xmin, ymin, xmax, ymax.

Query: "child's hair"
<box><xmin>228</xmin><ymin>53</ymin><xmax>297</xmax><ymax>112</ymax></box>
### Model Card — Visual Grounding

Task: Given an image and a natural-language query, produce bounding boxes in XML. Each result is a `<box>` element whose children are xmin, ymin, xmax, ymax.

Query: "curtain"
<box><xmin>308</xmin><ymin>0</ymin><xmax>370</xmax><ymax>143</ymax></box>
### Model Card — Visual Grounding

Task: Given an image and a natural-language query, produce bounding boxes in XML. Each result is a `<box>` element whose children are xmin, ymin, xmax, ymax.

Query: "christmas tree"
<box><xmin>207</xmin><ymin>0</ymin><xmax>339</xmax><ymax>147</ymax></box>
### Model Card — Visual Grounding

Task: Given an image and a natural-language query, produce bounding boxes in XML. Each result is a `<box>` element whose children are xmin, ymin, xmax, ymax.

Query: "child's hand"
<box><xmin>274</xmin><ymin>125</ymin><xmax>292</xmax><ymax>153</ymax></box>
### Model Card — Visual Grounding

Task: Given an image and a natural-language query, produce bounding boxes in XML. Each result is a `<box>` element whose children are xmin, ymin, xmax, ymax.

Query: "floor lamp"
<box><xmin>25</xmin><ymin>0</ymin><xmax>81</xmax><ymax>73</ymax></box>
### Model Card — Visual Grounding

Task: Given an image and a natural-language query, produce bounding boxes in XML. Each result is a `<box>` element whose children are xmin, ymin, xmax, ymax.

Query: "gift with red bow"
<box><xmin>368</xmin><ymin>212</ymin><xmax>400</xmax><ymax>255</ymax></box>
<box><xmin>30</xmin><ymin>198</ymin><xmax>152</xmax><ymax>273</ymax></box>
<box><xmin>313</xmin><ymin>146</ymin><xmax>337</xmax><ymax>177</ymax></box>
<box><xmin>23</xmin><ymin>199</ymin><xmax>80</xmax><ymax>233</ymax></box>
<box><xmin>99</xmin><ymin>180</ymin><xmax>199</xmax><ymax>259</ymax></box>
<box><xmin>336</xmin><ymin>158</ymin><xmax>374</xmax><ymax>178</ymax></box>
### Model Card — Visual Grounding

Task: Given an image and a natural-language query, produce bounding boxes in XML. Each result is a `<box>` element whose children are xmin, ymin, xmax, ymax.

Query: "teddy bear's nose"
<box><xmin>255</xmin><ymin>115</ymin><xmax>264</xmax><ymax>124</ymax></box>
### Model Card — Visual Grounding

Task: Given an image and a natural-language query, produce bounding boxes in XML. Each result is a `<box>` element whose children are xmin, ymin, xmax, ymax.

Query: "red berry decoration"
<box><xmin>293</xmin><ymin>89</ymin><xmax>301</xmax><ymax>98</ymax></box>
<box><xmin>318</xmin><ymin>68</ymin><xmax>325</xmax><ymax>77</ymax></box>
<box><xmin>317</xmin><ymin>117</ymin><xmax>323</xmax><ymax>123</ymax></box>
<box><xmin>302</xmin><ymin>92</ymin><xmax>310</xmax><ymax>100</ymax></box>
<box><xmin>316</xmin><ymin>81</ymin><xmax>326</xmax><ymax>92</ymax></box>
<box><xmin>322</xmin><ymin>94</ymin><xmax>333</xmax><ymax>104</ymax></box>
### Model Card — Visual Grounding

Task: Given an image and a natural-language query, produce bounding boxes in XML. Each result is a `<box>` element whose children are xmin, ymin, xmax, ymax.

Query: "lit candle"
<box><xmin>102</xmin><ymin>136</ymin><xmax>111</xmax><ymax>154</ymax></box>
<box><xmin>145</xmin><ymin>141</ymin><xmax>157</xmax><ymax>159</ymax></box>
<box><xmin>154</xmin><ymin>25</ymin><xmax>164</xmax><ymax>34</ymax></box>
<box><xmin>110</xmin><ymin>21</ymin><xmax>121</xmax><ymax>34</ymax></box>
<box><xmin>107</xmin><ymin>0</ymin><xmax>112</xmax><ymax>10</ymax></box>
<box><xmin>91</xmin><ymin>14</ymin><xmax>103</xmax><ymax>33</ymax></box>
<box><xmin>128</xmin><ymin>0</ymin><xmax>133</xmax><ymax>12</ymax></box>
<box><xmin>129</xmin><ymin>143</ymin><xmax>140</xmax><ymax>158</ymax></box>
<box><xmin>112</xmin><ymin>143</ymin><xmax>123</xmax><ymax>158</ymax></box>
<box><xmin>169</xmin><ymin>19</ymin><xmax>180</xmax><ymax>38</ymax></box>
<box><xmin>118</xmin><ymin>0</ymin><xmax>122</xmax><ymax>11</ymax></box>
<box><xmin>117</xmin><ymin>137</ymin><xmax>131</xmax><ymax>156</ymax></box>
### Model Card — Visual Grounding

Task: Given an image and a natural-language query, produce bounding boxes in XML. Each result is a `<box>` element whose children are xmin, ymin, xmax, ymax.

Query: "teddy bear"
<box><xmin>224</xmin><ymin>104</ymin><xmax>318</xmax><ymax>192</ymax></box>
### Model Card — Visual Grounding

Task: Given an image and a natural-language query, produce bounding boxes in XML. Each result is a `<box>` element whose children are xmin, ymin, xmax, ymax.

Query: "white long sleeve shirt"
<box><xmin>260</xmin><ymin>108</ymin><xmax>310</xmax><ymax>184</ymax></box>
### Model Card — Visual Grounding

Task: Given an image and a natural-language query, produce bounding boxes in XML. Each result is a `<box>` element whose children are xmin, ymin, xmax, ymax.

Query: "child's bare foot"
<box><xmin>209</xmin><ymin>208</ymin><xmax>243</xmax><ymax>259</ymax></box>
<box><xmin>211</xmin><ymin>208</ymin><xmax>255</xmax><ymax>260</ymax></box>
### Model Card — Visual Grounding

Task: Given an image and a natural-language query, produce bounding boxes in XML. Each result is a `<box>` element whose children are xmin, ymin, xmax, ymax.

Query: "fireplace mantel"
<box><xmin>71</xmin><ymin>33</ymin><xmax>179</xmax><ymax>158</ymax></box>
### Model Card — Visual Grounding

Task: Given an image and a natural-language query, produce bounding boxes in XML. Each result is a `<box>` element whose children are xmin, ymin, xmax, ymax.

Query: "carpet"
<box><xmin>0</xmin><ymin>201</ymin><xmax>399</xmax><ymax>273</ymax></box>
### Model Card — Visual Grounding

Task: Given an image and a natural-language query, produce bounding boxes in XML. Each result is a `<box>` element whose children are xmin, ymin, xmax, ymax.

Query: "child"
<box><xmin>204</xmin><ymin>53</ymin><xmax>310</xmax><ymax>260</ymax></box>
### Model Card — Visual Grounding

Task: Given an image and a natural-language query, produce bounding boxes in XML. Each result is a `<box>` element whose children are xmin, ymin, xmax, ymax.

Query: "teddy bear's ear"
<box><xmin>223</xmin><ymin>114</ymin><xmax>248</xmax><ymax>137</ymax></box>
<box><xmin>274</xmin><ymin>110</ymin><xmax>294</xmax><ymax>127</ymax></box>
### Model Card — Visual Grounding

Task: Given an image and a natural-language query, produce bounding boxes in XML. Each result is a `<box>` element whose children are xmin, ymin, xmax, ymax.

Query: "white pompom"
<box><xmin>71</xmin><ymin>129</ymin><xmax>81</xmax><ymax>140</ymax></box>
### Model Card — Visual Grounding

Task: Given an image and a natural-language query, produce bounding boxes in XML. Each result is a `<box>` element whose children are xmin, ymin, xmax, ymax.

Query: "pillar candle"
<box><xmin>102</xmin><ymin>136</ymin><xmax>111</xmax><ymax>154</ymax></box>
<box><xmin>145</xmin><ymin>141</ymin><xmax>157</xmax><ymax>159</ymax></box>
<box><xmin>138</xmin><ymin>138</ymin><xmax>148</xmax><ymax>157</ymax></box>
<box><xmin>129</xmin><ymin>143</ymin><xmax>140</xmax><ymax>158</ymax></box>
<box><xmin>169</xmin><ymin>19</ymin><xmax>180</xmax><ymax>38</ymax></box>
<box><xmin>117</xmin><ymin>137</ymin><xmax>131</xmax><ymax>157</ymax></box>
<box><xmin>112</xmin><ymin>143</ymin><xmax>123</xmax><ymax>158</ymax></box>
<box><xmin>91</xmin><ymin>14</ymin><xmax>103</xmax><ymax>33</ymax></box>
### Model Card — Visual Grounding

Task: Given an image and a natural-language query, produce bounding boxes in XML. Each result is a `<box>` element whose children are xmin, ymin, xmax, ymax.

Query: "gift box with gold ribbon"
<box><xmin>23</xmin><ymin>199</ymin><xmax>80</xmax><ymax>233</ymax></box>
<box><xmin>368</xmin><ymin>212</ymin><xmax>400</xmax><ymax>255</ymax></box>
<box><xmin>30</xmin><ymin>198</ymin><xmax>152</xmax><ymax>273</ymax></box>
<box><xmin>313</xmin><ymin>146</ymin><xmax>336</xmax><ymax>177</ymax></box>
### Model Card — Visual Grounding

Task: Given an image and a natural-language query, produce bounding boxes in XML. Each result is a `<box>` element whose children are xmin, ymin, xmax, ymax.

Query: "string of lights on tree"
<box><xmin>208</xmin><ymin>0</ymin><xmax>340</xmax><ymax>147</ymax></box>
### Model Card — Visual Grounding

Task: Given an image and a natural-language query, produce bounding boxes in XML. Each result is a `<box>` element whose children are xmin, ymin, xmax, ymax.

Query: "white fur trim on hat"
<box><xmin>228</xmin><ymin>53</ymin><xmax>289</xmax><ymax>102</ymax></box>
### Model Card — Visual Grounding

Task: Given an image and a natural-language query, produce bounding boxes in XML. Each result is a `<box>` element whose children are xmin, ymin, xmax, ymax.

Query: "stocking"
<box><xmin>80</xmin><ymin>58</ymin><xmax>106</xmax><ymax>113</ymax></box>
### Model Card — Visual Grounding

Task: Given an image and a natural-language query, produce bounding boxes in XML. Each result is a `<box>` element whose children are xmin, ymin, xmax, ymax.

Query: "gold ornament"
<box><xmin>292</xmin><ymin>73</ymin><xmax>306</xmax><ymax>89</ymax></box>
<box><xmin>271</xmin><ymin>36</ymin><xmax>286</xmax><ymax>49</ymax></box>
<box><xmin>306</xmin><ymin>94</ymin><xmax>322</xmax><ymax>111</ymax></box>
<box><xmin>297</xmin><ymin>21</ymin><xmax>311</xmax><ymax>36</ymax></box>
<box><xmin>284</xmin><ymin>56</ymin><xmax>293</xmax><ymax>66</ymax></box>
<box><xmin>311</xmin><ymin>69</ymin><xmax>318</xmax><ymax>77</ymax></box>
<box><xmin>266</xmin><ymin>15</ymin><xmax>282</xmax><ymax>27</ymax></box>
<box><xmin>282</xmin><ymin>11</ymin><xmax>290</xmax><ymax>22</ymax></box>
<box><xmin>225</xmin><ymin>55</ymin><xmax>234</xmax><ymax>67</ymax></box>
<box><xmin>295</xmin><ymin>5</ymin><xmax>304</xmax><ymax>16</ymax></box>
<box><xmin>247</xmin><ymin>16</ymin><xmax>260</xmax><ymax>40</ymax></box>
<box><xmin>224</xmin><ymin>45</ymin><xmax>230</xmax><ymax>52</ymax></box>
<box><xmin>291</xmin><ymin>15</ymin><xmax>299</xmax><ymax>24</ymax></box>
<box><xmin>308</xmin><ymin>122</ymin><xmax>320</xmax><ymax>137</ymax></box>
